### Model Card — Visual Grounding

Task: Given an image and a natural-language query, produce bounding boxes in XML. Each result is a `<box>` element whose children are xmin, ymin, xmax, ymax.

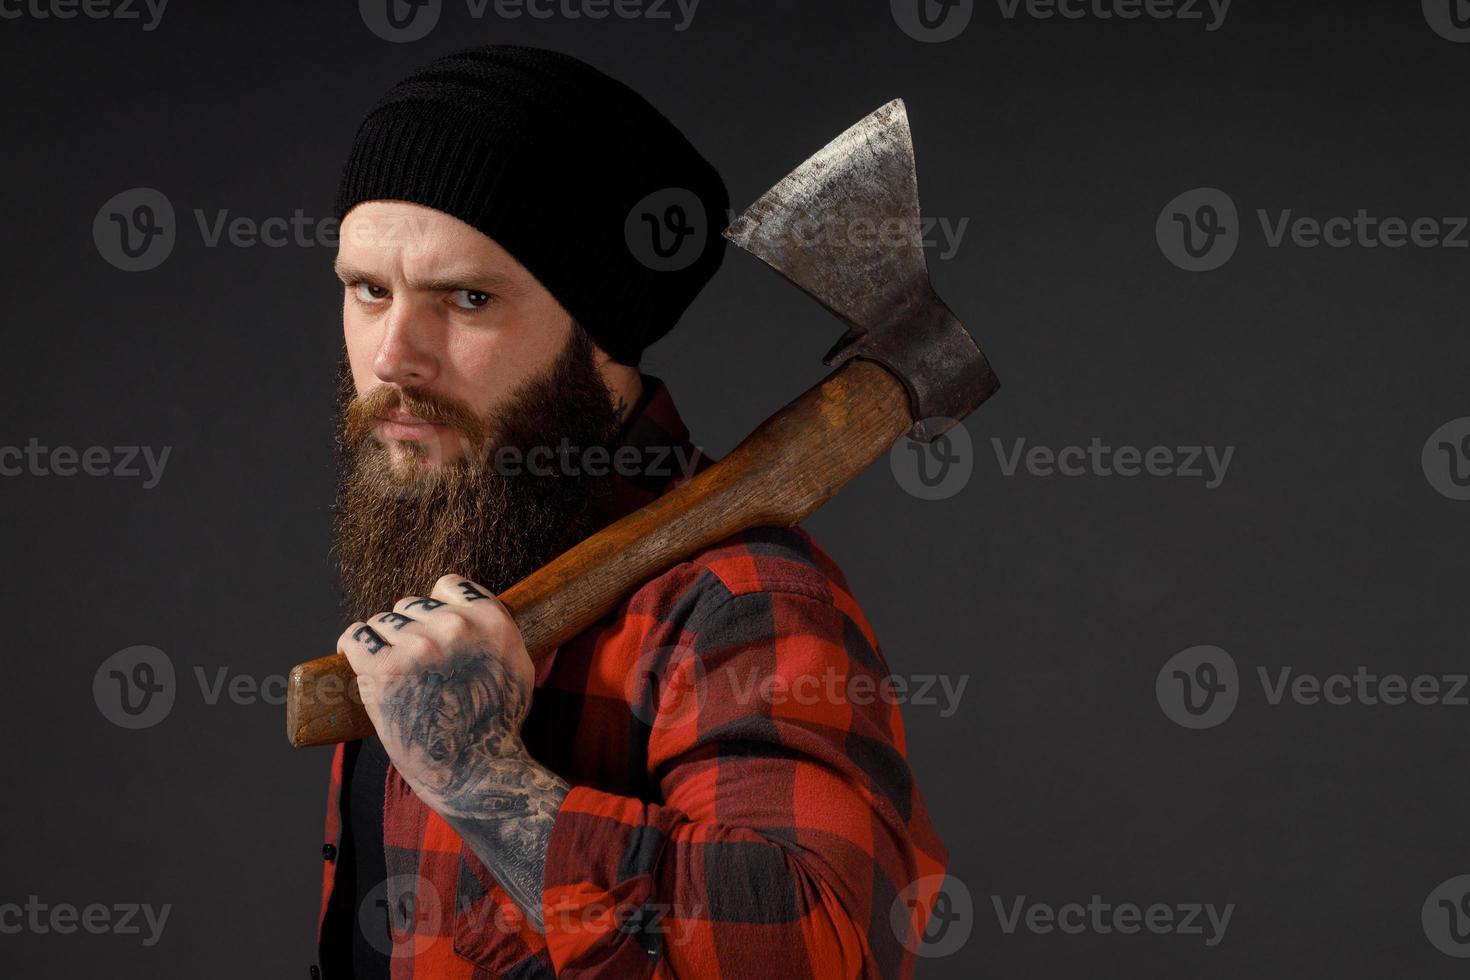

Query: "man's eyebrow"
<box><xmin>333</xmin><ymin>261</ymin><xmax>375</xmax><ymax>283</ymax></box>
<box><xmin>331</xmin><ymin>261</ymin><xmax>516</xmax><ymax>293</ymax></box>
<box><xmin>408</xmin><ymin>271</ymin><xmax>518</xmax><ymax>293</ymax></box>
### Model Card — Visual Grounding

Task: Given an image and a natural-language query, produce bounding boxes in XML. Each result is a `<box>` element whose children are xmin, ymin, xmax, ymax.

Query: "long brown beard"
<box><xmin>333</xmin><ymin>326</ymin><xmax>625</xmax><ymax>620</ymax></box>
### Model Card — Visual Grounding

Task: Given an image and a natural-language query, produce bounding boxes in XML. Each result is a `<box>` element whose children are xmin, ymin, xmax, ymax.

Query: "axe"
<box><xmin>286</xmin><ymin>98</ymin><xmax>999</xmax><ymax>748</ymax></box>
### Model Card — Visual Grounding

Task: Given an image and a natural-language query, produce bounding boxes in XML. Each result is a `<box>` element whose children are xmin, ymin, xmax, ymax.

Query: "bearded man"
<box><xmin>313</xmin><ymin>44</ymin><xmax>947</xmax><ymax>980</ymax></box>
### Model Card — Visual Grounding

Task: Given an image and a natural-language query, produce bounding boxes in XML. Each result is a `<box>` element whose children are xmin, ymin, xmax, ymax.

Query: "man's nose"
<box><xmin>373</xmin><ymin>303</ymin><xmax>439</xmax><ymax>388</ymax></box>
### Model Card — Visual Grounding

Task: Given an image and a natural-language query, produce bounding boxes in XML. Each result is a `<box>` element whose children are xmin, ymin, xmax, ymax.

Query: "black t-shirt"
<box><xmin>319</xmin><ymin>736</ymin><xmax>392</xmax><ymax>979</ymax></box>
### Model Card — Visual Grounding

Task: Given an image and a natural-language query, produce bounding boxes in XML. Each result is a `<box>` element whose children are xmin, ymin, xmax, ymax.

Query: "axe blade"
<box><xmin>724</xmin><ymin>99</ymin><xmax>998</xmax><ymax>442</ymax></box>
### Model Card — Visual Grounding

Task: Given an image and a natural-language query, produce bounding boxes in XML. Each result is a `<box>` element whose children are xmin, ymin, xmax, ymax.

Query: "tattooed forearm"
<box><xmin>387</xmin><ymin>648</ymin><xmax>568</xmax><ymax>931</ymax></box>
<box><xmin>441</xmin><ymin>760</ymin><xmax>569</xmax><ymax>929</ymax></box>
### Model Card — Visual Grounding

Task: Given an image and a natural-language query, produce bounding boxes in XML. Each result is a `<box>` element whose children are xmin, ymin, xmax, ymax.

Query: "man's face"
<box><xmin>331</xmin><ymin>201</ymin><xmax>630</xmax><ymax>620</ymax></box>
<box><xmin>336</xmin><ymin>200</ymin><xmax>577</xmax><ymax>470</ymax></box>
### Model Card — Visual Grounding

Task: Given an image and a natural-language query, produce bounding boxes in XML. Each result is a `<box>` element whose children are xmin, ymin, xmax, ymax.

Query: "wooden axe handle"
<box><xmin>286</xmin><ymin>359</ymin><xmax>912</xmax><ymax>748</ymax></box>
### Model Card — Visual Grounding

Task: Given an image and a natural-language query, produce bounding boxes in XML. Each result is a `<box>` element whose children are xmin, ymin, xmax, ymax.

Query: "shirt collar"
<box><xmin>580</xmin><ymin>373</ymin><xmax>710</xmax><ymax>535</ymax></box>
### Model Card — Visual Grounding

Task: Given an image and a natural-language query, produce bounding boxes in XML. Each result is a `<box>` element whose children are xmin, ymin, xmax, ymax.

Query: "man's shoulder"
<box><xmin>693</xmin><ymin>525</ymin><xmax>852</xmax><ymax>600</ymax></box>
<box><xmin>622</xmin><ymin>524</ymin><xmax>866</xmax><ymax>629</ymax></box>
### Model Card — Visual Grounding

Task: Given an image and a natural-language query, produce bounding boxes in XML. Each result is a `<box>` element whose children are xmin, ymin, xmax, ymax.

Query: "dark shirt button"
<box><xmin>322</xmin><ymin>843</ymin><xmax>337</xmax><ymax>862</ymax></box>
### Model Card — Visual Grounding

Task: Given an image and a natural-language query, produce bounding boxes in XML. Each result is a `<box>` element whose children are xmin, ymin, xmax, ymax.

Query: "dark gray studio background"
<box><xmin>3</xmin><ymin>1</ymin><xmax>1468</xmax><ymax>977</ymax></box>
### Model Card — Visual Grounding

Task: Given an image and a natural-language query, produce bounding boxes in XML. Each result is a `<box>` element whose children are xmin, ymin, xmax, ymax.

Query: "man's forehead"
<box><xmin>336</xmin><ymin>202</ymin><xmax>528</xmax><ymax>285</ymax></box>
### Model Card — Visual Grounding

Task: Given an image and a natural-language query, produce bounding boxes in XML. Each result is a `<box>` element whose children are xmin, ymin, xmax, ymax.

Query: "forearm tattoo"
<box><xmin>388</xmin><ymin>647</ymin><xmax>568</xmax><ymax>931</ymax></box>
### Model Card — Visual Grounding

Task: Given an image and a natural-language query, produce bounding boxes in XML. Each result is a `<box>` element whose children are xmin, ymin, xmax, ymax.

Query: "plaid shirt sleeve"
<box><xmin>537</xmin><ymin>528</ymin><xmax>948</xmax><ymax>979</ymax></box>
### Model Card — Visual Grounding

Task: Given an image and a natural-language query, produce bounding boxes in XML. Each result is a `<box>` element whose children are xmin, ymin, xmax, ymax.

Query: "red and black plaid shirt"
<box><xmin>314</xmin><ymin>376</ymin><xmax>948</xmax><ymax>978</ymax></box>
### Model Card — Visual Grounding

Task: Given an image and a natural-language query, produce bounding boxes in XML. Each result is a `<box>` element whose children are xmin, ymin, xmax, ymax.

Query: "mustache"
<box><xmin>343</xmin><ymin>384</ymin><xmax>494</xmax><ymax>450</ymax></box>
<box><xmin>332</xmin><ymin>324</ymin><xmax>621</xmax><ymax>619</ymax></box>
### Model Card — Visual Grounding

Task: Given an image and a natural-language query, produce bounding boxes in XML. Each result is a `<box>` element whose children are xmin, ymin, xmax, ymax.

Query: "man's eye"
<box><xmin>354</xmin><ymin>283</ymin><xmax>389</xmax><ymax>303</ymax></box>
<box><xmin>452</xmin><ymin>289</ymin><xmax>492</xmax><ymax>310</ymax></box>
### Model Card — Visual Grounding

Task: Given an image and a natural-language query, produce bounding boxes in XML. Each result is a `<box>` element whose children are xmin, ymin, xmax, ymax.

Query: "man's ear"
<box><xmin>580</xmin><ymin>326</ymin><xmax>642</xmax><ymax>421</ymax></box>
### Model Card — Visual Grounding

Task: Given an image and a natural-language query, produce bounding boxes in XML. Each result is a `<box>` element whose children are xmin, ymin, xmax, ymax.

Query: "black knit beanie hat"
<box><xmin>334</xmin><ymin>45</ymin><xmax>729</xmax><ymax>366</ymax></box>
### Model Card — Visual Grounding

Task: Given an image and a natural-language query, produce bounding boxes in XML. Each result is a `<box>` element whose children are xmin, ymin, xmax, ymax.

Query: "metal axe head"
<box><xmin>724</xmin><ymin>99</ymin><xmax>999</xmax><ymax>443</ymax></box>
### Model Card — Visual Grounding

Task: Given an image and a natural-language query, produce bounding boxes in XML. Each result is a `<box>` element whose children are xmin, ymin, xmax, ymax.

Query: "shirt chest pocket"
<box><xmin>451</xmin><ymin>845</ymin><xmax>556</xmax><ymax>977</ymax></box>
